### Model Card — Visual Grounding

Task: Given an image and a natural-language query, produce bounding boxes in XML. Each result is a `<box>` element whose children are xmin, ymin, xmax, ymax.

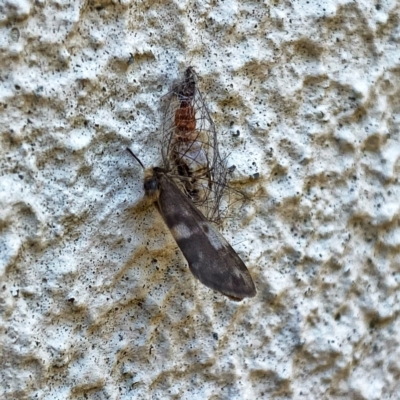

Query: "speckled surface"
<box><xmin>1</xmin><ymin>1</ymin><xmax>400</xmax><ymax>399</ymax></box>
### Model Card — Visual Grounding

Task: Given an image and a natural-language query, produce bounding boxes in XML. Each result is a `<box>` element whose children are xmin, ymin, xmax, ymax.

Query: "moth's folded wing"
<box><xmin>157</xmin><ymin>173</ymin><xmax>256</xmax><ymax>300</ymax></box>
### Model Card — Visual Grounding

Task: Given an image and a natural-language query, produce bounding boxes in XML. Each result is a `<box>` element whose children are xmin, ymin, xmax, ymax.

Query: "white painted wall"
<box><xmin>1</xmin><ymin>0</ymin><xmax>400</xmax><ymax>398</ymax></box>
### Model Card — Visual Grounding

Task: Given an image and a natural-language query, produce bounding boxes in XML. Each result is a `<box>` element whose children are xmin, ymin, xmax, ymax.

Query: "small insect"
<box><xmin>127</xmin><ymin>148</ymin><xmax>256</xmax><ymax>301</ymax></box>
<box><xmin>160</xmin><ymin>67</ymin><xmax>227</xmax><ymax>222</ymax></box>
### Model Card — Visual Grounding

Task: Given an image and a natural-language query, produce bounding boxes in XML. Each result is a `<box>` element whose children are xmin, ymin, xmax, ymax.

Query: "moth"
<box><xmin>127</xmin><ymin>148</ymin><xmax>256</xmax><ymax>301</ymax></box>
<box><xmin>161</xmin><ymin>67</ymin><xmax>228</xmax><ymax>223</ymax></box>
<box><xmin>127</xmin><ymin>67</ymin><xmax>256</xmax><ymax>300</ymax></box>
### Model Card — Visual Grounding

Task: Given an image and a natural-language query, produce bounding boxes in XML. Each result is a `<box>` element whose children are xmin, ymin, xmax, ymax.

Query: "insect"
<box><xmin>127</xmin><ymin>148</ymin><xmax>256</xmax><ymax>301</ymax></box>
<box><xmin>160</xmin><ymin>67</ymin><xmax>228</xmax><ymax>223</ymax></box>
<box><xmin>126</xmin><ymin>67</ymin><xmax>256</xmax><ymax>300</ymax></box>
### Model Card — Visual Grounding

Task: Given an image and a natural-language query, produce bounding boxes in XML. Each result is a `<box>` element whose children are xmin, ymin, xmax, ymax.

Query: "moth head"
<box><xmin>143</xmin><ymin>168</ymin><xmax>158</xmax><ymax>192</ymax></box>
<box><xmin>143</xmin><ymin>167</ymin><xmax>166</xmax><ymax>202</ymax></box>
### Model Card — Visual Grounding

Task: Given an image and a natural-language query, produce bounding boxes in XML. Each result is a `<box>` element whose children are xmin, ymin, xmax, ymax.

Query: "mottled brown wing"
<box><xmin>154</xmin><ymin>169</ymin><xmax>256</xmax><ymax>300</ymax></box>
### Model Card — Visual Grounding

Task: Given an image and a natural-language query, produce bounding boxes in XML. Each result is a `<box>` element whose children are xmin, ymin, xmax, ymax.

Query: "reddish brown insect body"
<box><xmin>174</xmin><ymin>106</ymin><xmax>197</xmax><ymax>136</ymax></box>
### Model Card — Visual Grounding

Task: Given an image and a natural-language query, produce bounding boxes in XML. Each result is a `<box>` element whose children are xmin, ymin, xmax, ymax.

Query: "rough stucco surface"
<box><xmin>1</xmin><ymin>0</ymin><xmax>400</xmax><ymax>399</ymax></box>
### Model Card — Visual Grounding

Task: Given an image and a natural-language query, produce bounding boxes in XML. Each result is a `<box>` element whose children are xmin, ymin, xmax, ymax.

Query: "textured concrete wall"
<box><xmin>1</xmin><ymin>0</ymin><xmax>400</xmax><ymax>399</ymax></box>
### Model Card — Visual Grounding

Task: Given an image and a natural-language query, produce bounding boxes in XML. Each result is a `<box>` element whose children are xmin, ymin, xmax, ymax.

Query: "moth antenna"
<box><xmin>126</xmin><ymin>147</ymin><xmax>145</xmax><ymax>170</ymax></box>
<box><xmin>231</xmin><ymin>239</ymin><xmax>247</xmax><ymax>247</ymax></box>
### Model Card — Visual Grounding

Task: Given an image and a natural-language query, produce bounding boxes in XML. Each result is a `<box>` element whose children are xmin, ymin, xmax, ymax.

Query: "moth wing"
<box><xmin>156</xmin><ymin>172</ymin><xmax>256</xmax><ymax>300</ymax></box>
